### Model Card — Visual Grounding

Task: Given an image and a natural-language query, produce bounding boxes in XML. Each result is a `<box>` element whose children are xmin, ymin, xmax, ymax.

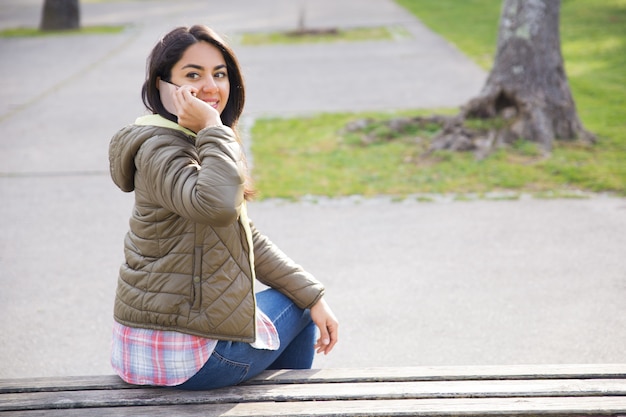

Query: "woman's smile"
<box><xmin>169</xmin><ymin>42</ymin><xmax>230</xmax><ymax>115</ymax></box>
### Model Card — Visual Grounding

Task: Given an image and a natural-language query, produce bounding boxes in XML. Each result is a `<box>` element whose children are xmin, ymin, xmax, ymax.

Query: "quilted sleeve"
<box><xmin>135</xmin><ymin>126</ymin><xmax>246</xmax><ymax>227</ymax></box>
<box><xmin>250</xmin><ymin>221</ymin><xmax>325</xmax><ymax>310</ymax></box>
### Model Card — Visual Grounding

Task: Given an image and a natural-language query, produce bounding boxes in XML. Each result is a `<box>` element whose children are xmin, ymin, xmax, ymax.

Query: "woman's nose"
<box><xmin>202</xmin><ymin>78</ymin><xmax>219</xmax><ymax>93</ymax></box>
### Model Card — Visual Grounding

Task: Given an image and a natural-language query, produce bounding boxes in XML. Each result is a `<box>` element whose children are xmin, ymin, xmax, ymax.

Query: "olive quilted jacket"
<box><xmin>108</xmin><ymin>115</ymin><xmax>324</xmax><ymax>342</ymax></box>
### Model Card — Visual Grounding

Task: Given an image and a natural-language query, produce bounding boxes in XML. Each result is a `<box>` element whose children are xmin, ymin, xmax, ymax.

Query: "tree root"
<box><xmin>345</xmin><ymin>113</ymin><xmax>527</xmax><ymax>160</ymax></box>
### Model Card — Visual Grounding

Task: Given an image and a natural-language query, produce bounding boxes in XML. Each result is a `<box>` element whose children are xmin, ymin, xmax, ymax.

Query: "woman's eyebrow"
<box><xmin>181</xmin><ymin>64</ymin><xmax>204</xmax><ymax>71</ymax></box>
<box><xmin>181</xmin><ymin>64</ymin><xmax>227</xmax><ymax>71</ymax></box>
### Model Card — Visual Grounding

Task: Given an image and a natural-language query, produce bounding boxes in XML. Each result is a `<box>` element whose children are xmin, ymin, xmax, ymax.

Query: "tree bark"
<box><xmin>40</xmin><ymin>0</ymin><xmax>80</xmax><ymax>31</ymax></box>
<box><xmin>459</xmin><ymin>0</ymin><xmax>594</xmax><ymax>151</ymax></box>
<box><xmin>425</xmin><ymin>0</ymin><xmax>595</xmax><ymax>158</ymax></box>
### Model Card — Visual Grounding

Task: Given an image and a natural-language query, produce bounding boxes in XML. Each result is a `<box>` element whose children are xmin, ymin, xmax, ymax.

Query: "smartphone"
<box><xmin>158</xmin><ymin>79</ymin><xmax>179</xmax><ymax>116</ymax></box>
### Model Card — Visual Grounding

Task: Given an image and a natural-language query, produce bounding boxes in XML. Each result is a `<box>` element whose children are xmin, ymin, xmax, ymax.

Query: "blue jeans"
<box><xmin>177</xmin><ymin>289</ymin><xmax>316</xmax><ymax>390</ymax></box>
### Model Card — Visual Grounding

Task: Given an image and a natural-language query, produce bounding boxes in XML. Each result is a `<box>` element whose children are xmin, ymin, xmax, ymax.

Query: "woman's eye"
<box><xmin>214</xmin><ymin>71</ymin><xmax>228</xmax><ymax>79</ymax></box>
<box><xmin>186</xmin><ymin>72</ymin><xmax>200</xmax><ymax>80</ymax></box>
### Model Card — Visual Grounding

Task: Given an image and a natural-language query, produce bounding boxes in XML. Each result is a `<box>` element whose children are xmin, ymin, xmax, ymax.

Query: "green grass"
<box><xmin>0</xmin><ymin>25</ymin><xmax>126</xmax><ymax>38</ymax></box>
<box><xmin>251</xmin><ymin>0</ymin><xmax>626</xmax><ymax>199</ymax></box>
<box><xmin>395</xmin><ymin>0</ymin><xmax>502</xmax><ymax>70</ymax></box>
<box><xmin>240</xmin><ymin>26</ymin><xmax>409</xmax><ymax>46</ymax></box>
<box><xmin>252</xmin><ymin>112</ymin><xmax>438</xmax><ymax>199</ymax></box>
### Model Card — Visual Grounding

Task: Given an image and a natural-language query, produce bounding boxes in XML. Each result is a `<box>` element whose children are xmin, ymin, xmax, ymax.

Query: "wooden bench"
<box><xmin>2</xmin><ymin>364</ymin><xmax>626</xmax><ymax>416</ymax></box>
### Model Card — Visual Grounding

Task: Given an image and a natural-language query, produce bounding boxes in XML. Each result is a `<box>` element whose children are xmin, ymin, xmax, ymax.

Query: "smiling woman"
<box><xmin>107</xmin><ymin>24</ymin><xmax>339</xmax><ymax>391</ymax></box>
<box><xmin>141</xmin><ymin>26</ymin><xmax>245</xmax><ymax>131</ymax></box>
<box><xmin>156</xmin><ymin>42</ymin><xmax>231</xmax><ymax>132</ymax></box>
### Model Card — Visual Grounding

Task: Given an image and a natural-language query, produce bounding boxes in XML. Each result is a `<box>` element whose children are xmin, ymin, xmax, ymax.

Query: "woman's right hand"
<box><xmin>310</xmin><ymin>297</ymin><xmax>339</xmax><ymax>355</ymax></box>
<box><xmin>173</xmin><ymin>85</ymin><xmax>222</xmax><ymax>132</ymax></box>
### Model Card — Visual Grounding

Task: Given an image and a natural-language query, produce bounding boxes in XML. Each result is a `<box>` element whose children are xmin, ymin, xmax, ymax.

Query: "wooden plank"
<box><xmin>0</xmin><ymin>375</ymin><xmax>134</xmax><ymax>394</ymax></box>
<box><xmin>3</xmin><ymin>397</ymin><xmax>626</xmax><ymax>417</ymax></box>
<box><xmin>3</xmin><ymin>379</ymin><xmax>626</xmax><ymax>412</ymax></box>
<box><xmin>1</xmin><ymin>364</ymin><xmax>624</xmax><ymax>394</ymax></box>
<box><xmin>247</xmin><ymin>364</ymin><xmax>626</xmax><ymax>385</ymax></box>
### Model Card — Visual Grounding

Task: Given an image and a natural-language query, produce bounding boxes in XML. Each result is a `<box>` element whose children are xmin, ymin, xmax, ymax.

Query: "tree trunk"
<box><xmin>345</xmin><ymin>0</ymin><xmax>596</xmax><ymax>159</ymax></box>
<box><xmin>460</xmin><ymin>0</ymin><xmax>594</xmax><ymax>151</ymax></box>
<box><xmin>40</xmin><ymin>0</ymin><xmax>80</xmax><ymax>31</ymax></box>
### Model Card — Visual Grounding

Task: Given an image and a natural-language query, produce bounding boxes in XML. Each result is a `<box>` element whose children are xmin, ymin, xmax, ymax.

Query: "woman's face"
<box><xmin>169</xmin><ymin>41</ymin><xmax>230</xmax><ymax>115</ymax></box>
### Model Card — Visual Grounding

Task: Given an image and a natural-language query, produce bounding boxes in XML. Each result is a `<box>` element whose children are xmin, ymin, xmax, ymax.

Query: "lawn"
<box><xmin>250</xmin><ymin>0</ymin><xmax>626</xmax><ymax>199</ymax></box>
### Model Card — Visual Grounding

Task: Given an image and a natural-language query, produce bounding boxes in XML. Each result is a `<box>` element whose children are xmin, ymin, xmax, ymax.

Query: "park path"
<box><xmin>0</xmin><ymin>0</ymin><xmax>624</xmax><ymax>379</ymax></box>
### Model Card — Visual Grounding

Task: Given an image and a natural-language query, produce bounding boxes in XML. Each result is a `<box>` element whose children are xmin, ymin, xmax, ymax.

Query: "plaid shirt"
<box><xmin>111</xmin><ymin>309</ymin><xmax>279</xmax><ymax>386</ymax></box>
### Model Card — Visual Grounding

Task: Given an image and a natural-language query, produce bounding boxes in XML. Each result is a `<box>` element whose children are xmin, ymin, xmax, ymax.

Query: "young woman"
<box><xmin>108</xmin><ymin>25</ymin><xmax>338</xmax><ymax>390</ymax></box>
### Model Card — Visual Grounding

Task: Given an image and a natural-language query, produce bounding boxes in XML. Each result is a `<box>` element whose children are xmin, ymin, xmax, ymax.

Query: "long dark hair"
<box><xmin>142</xmin><ymin>25</ymin><xmax>245</xmax><ymax>129</ymax></box>
<box><xmin>142</xmin><ymin>25</ymin><xmax>255</xmax><ymax>199</ymax></box>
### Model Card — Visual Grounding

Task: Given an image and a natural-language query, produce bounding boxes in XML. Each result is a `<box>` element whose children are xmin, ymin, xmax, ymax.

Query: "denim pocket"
<box><xmin>178</xmin><ymin>349</ymin><xmax>250</xmax><ymax>390</ymax></box>
<box><xmin>209</xmin><ymin>350</ymin><xmax>251</xmax><ymax>386</ymax></box>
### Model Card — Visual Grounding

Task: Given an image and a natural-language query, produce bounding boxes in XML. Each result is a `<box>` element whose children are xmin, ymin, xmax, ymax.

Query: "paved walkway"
<box><xmin>0</xmin><ymin>0</ymin><xmax>624</xmax><ymax>379</ymax></box>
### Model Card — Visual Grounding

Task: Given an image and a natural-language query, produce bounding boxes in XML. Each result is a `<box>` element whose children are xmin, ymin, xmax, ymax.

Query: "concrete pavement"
<box><xmin>0</xmin><ymin>0</ymin><xmax>624</xmax><ymax>379</ymax></box>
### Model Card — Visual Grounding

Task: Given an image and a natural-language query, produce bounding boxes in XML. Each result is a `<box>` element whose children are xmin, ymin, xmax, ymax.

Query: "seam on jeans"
<box><xmin>211</xmin><ymin>350</ymin><xmax>250</xmax><ymax>384</ymax></box>
<box><xmin>211</xmin><ymin>350</ymin><xmax>251</xmax><ymax>371</ymax></box>
<box><xmin>272</xmin><ymin>301</ymin><xmax>298</xmax><ymax>328</ymax></box>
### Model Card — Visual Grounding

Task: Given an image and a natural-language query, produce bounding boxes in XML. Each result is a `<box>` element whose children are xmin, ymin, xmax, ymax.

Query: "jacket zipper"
<box><xmin>192</xmin><ymin>221</ymin><xmax>203</xmax><ymax>312</ymax></box>
<box><xmin>191</xmin><ymin>245</ymin><xmax>202</xmax><ymax>312</ymax></box>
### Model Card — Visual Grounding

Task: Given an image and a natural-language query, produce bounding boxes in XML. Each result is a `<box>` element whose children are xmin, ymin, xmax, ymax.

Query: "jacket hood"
<box><xmin>109</xmin><ymin>115</ymin><xmax>195</xmax><ymax>192</ymax></box>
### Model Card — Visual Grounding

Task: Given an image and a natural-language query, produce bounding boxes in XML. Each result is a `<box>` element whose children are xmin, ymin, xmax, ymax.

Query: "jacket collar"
<box><xmin>135</xmin><ymin>114</ymin><xmax>197</xmax><ymax>137</ymax></box>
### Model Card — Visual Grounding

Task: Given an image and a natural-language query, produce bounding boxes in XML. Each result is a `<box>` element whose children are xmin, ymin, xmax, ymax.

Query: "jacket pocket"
<box><xmin>191</xmin><ymin>246</ymin><xmax>202</xmax><ymax>312</ymax></box>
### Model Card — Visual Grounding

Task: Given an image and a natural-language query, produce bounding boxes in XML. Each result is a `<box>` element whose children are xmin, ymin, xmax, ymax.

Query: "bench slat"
<box><xmin>3</xmin><ymin>379</ymin><xmax>626</xmax><ymax>412</ymax></box>
<box><xmin>2</xmin><ymin>364</ymin><xmax>625</xmax><ymax>394</ymax></box>
<box><xmin>0</xmin><ymin>375</ymin><xmax>132</xmax><ymax>394</ymax></box>
<box><xmin>247</xmin><ymin>364</ymin><xmax>626</xmax><ymax>384</ymax></box>
<box><xmin>2</xmin><ymin>366</ymin><xmax>625</xmax><ymax>417</ymax></box>
<box><xmin>3</xmin><ymin>397</ymin><xmax>626</xmax><ymax>417</ymax></box>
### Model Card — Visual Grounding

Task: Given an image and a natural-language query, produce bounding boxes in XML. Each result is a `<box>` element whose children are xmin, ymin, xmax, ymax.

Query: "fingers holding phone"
<box><xmin>158</xmin><ymin>80</ymin><xmax>222</xmax><ymax>132</ymax></box>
